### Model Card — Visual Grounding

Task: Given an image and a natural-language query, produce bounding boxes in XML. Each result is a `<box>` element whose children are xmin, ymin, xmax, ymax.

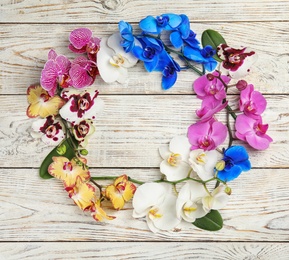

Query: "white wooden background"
<box><xmin>1</xmin><ymin>0</ymin><xmax>289</xmax><ymax>259</ymax></box>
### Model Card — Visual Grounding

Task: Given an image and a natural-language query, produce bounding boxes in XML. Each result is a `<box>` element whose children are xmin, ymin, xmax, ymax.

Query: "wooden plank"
<box><xmin>0</xmin><ymin>22</ymin><xmax>288</xmax><ymax>95</ymax></box>
<box><xmin>1</xmin><ymin>168</ymin><xmax>289</xmax><ymax>241</ymax></box>
<box><xmin>1</xmin><ymin>0</ymin><xmax>289</xmax><ymax>23</ymax></box>
<box><xmin>1</xmin><ymin>242</ymin><xmax>289</xmax><ymax>260</ymax></box>
<box><xmin>0</xmin><ymin>95</ymin><xmax>287</xmax><ymax>168</ymax></box>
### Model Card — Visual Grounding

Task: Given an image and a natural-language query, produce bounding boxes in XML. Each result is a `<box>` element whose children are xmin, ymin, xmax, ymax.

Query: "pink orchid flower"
<box><xmin>69</xmin><ymin>28</ymin><xmax>101</xmax><ymax>61</ymax></box>
<box><xmin>40</xmin><ymin>50</ymin><xmax>72</xmax><ymax>96</ymax></box>
<box><xmin>187</xmin><ymin>119</ymin><xmax>227</xmax><ymax>151</ymax></box>
<box><xmin>193</xmin><ymin>71</ymin><xmax>230</xmax><ymax>102</ymax></box>
<box><xmin>217</xmin><ymin>44</ymin><xmax>257</xmax><ymax>79</ymax></box>
<box><xmin>69</xmin><ymin>56</ymin><xmax>98</xmax><ymax>89</ymax></box>
<box><xmin>235</xmin><ymin>114</ymin><xmax>273</xmax><ymax>150</ymax></box>
<box><xmin>196</xmin><ymin>98</ymin><xmax>228</xmax><ymax>122</ymax></box>
<box><xmin>239</xmin><ymin>84</ymin><xmax>267</xmax><ymax>119</ymax></box>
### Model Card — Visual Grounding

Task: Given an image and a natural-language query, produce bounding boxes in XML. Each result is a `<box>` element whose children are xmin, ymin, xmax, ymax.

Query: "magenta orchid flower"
<box><xmin>69</xmin><ymin>28</ymin><xmax>101</xmax><ymax>61</ymax></box>
<box><xmin>40</xmin><ymin>50</ymin><xmax>72</xmax><ymax>96</ymax></box>
<box><xmin>239</xmin><ymin>84</ymin><xmax>267</xmax><ymax>119</ymax></box>
<box><xmin>217</xmin><ymin>44</ymin><xmax>257</xmax><ymax>79</ymax></box>
<box><xmin>235</xmin><ymin>114</ymin><xmax>273</xmax><ymax>150</ymax></box>
<box><xmin>187</xmin><ymin>119</ymin><xmax>227</xmax><ymax>151</ymax></box>
<box><xmin>69</xmin><ymin>56</ymin><xmax>98</xmax><ymax>89</ymax></box>
<box><xmin>59</xmin><ymin>87</ymin><xmax>104</xmax><ymax>124</ymax></box>
<box><xmin>196</xmin><ymin>99</ymin><xmax>228</xmax><ymax>122</ymax></box>
<box><xmin>193</xmin><ymin>72</ymin><xmax>230</xmax><ymax>102</ymax></box>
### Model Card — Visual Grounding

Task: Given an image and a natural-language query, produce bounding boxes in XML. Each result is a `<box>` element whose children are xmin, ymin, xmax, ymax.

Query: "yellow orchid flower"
<box><xmin>48</xmin><ymin>156</ymin><xmax>90</xmax><ymax>186</ymax></box>
<box><xmin>91</xmin><ymin>201</ymin><xmax>115</xmax><ymax>221</ymax></box>
<box><xmin>26</xmin><ymin>84</ymin><xmax>65</xmax><ymax>118</ymax></box>
<box><xmin>105</xmin><ymin>175</ymin><xmax>136</xmax><ymax>210</ymax></box>
<box><xmin>65</xmin><ymin>176</ymin><xmax>96</xmax><ymax>211</ymax></box>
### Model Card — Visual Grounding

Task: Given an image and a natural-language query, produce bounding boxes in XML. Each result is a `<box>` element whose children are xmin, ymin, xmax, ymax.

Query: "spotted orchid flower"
<box><xmin>235</xmin><ymin>114</ymin><xmax>273</xmax><ymax>150</ymax></box>
<box><xmin>139</xmin><ymin>13</ymin><xmax>183</xmax><ymax>34</ymax></box>
<box><xmin>239</xmin><ymin>83</ymin><xmax>267</xmax><ymax>119</ymax></box>
<box><xmin>26</xmin><ymin>84</ymin><xmax>65</xmax><ymax>118</ymax></box>
<box><xmin>188</xmin><ymin>149</ymin><xmax>222</xmax><ymax>181</ymax></box>
<box><xmin>69</xmin><ymin>28</ymin><xmax>101</xmax><ymax>61</ymax></box>
<box><xmin>31</xmin><ymin>115</ymin><xmax>65</xmax><ymax>145</ymax></box>
<box><xmin>65</xmin><ymin>176</ymin><xmax>96</xmax><ymax>211</ymax></box>
<box><xmin>90</xmin><ymin>201</ymin><xmax>115</xmax><ymax>221</ymax></box>
<box><xmin>187</xmin><ymin>119</ymin><xmax>227</xmax><ymax>151</ymax></box>
<box><xmin>72</xmin><ymin>119</ymin><xmax>95</xmax><ymax>147</ymax></box>
<box><xmin>40</xmin><ymin>50</ymin><xmax>72</xmax><ymax>96</ymax></box>
<box><xmin>59</xmin><ymin>87</ymin><xmax>104</xmax><ymax>124</ymax></box>
<box><xmin>105</xmin><ymin>175</ymin><xmax>136</xmax><ymax>210</ymax></box>
<box><xmin>159</xmin><ymin>136</ymin><xmax>191</xmax><ymax>181</ymax></box>
<box><xmin>176</xmin><ymin>181</ymin><xmax>208</xmax><ymax>223</ymax></box>
<box><xmin>217</xmin><ymin>44</ymin><xmax>257</xmax><ymax>79</ymax></box>
<box><xmin>48</xmin><ymin>156</ymin><xmax>90</xmax><ymax>186</ymax></box>
<box><xmin>97</xmin><ymin>33</ymin><xmax>138</xmax><ymax>83</ymax></box>
<box><xmin>133</xmin><ymin>182</ymin><xmax>181</xmax><ymax>233</ymax></box>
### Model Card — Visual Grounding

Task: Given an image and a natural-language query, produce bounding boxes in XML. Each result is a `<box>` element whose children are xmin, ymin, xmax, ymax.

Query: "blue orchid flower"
<box><xmin>154</xmin><ymin>51</ymin><xmax>180</xmax><ymax>90</ymax></box>
<box><xmin>217</xmin><ymin>146</ymin><xmax>251</xmax><ymax>182</ymax></box>
<box><xmin>118</xmin><ymin>21</ymin><xmax>135</xmax><ymax>52</ymax></box>
<box><xmin>169</xmin><ymin>14</ymin><xmax>191</xmax><ymax>48</ymax></box>
<box><xmin>139</xmin><ymin>13</ymin><xmax>183</xmax><ymax>34</ymax></box>
<box><xmin>183</xmin><ymin>45</ymin><xmax>218</xmax><ymax>71</ymax></box>
<box><xmin>132</xmin><ymin>36</ymin><xmax>163</xmax><ymax>72</ymax></box>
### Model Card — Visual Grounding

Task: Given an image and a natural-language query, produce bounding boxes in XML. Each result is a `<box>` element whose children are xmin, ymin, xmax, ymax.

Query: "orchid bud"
<box><xmin>236</xmin><ymin>80</ymin><xmax>248</xmax><ymax>91</ymax></box>
<box><xmin>56</xmin><ymin>144</ymin><xmax>67</xmax><ymax>155</ymax></box>
<box><xmin>80</xmin><ymin>149</ymin><xmax>88</xmax><ymax>156</ymax></box>
<box><xmin>225</xmin><ymin>186</ymin><xmax>232</xmax><ymax>195</ymax></box>
<box><xmin>215</xmin><ymin>160</ymin><xmax>225</xmax><ymax>171</ymax></box>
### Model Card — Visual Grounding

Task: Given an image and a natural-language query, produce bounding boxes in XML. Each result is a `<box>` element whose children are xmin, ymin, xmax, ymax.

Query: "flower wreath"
<box><xmin>26</xmin><ymin>13</ymin><xmax>272</xmax><ymax>233</ymax></box>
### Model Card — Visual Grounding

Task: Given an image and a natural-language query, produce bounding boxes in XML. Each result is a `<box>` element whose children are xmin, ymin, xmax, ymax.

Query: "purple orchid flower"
<box><xmin>235</xmin><ymin>114</ymin><xmax>273</xmax><ymax>150</ymax></box>
<box><xmin>239</xmin><ymin>84</ymin><xmax>267</xmax><ymax>119</ymax></box>
<box><xmin>187</xmin><ymin>119</ymin><xmax>228</xmax><ymax>151</ymax></box>
<box><xmin>40</xmin><ymin>50</ymin><xmax>72</xmax><ymax>96</ymax></box>
<box><xmin>69</xmin><ymin>28</ymin><xmax>101</xmax><ymax>61</ymax></box>
<box><xmin>196</xmin><ymin>99</ymin><xmax>228</xmax><ymax>122</ymax></box>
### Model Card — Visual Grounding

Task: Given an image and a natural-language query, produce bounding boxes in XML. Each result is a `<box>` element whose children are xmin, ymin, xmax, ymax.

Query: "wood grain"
<box><xmin>0</xmin><ymin>94</ymin><xmax>287</xmax><ymax>168</ymax></box>
<box><xmin>1</xmin><ymin>168</ymin><xmax>289</xmax><ymax>241</ymax></box>
<box><xmin>0</xmin><ymin>22</ymin><xmax>288</xmax><ymax>95</ymax></box>
<box><xmin>1</xmin><ymin>242</ymin><xmax>289</xmax><ymax>260</ymax></box>
<box><xmin>0</xmin><ymin>0</ymin><xmax>289</xmax><ymax>23</ymax></box>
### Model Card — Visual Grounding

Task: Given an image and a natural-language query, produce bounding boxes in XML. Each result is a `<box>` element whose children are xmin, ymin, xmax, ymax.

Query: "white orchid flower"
<box><xmin>97</xmin><ymin>33</ymin><xmax>138</xmax><ymax>83</ymax></box>
<box><xmin>188</xmin><ymin>149</ymin><xmax>222</xmax><ymax>181</ymax></box>
<box><xmin>202</xmin><ymin>185</ymin><xmax>230</xmax><ymax>212</ymax></box>
<box><xmin>176</xmin><ymin>181</ymin><xmax>208</xmax><ymax>223</ymax></box>
<box><xmin>159</xmin><ymin>136</ymin><xmax>191</xmax><ymax>181</ymax></box>
<box><xmin>132</xmin><ymin>182</ymin><xmax>181</xmax><ymax>233</ymax></box>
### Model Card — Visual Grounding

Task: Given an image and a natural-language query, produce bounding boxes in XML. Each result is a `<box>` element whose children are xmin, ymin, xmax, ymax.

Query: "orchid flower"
<box><xmin>159</xmin><ymin>136</ymin><xmax>191</xmax><ymax>181</ymax></box>
<box><xmin>189</xmin><ymin>149</ymin><xmax>222</xmax><ymax>181</ymax></box>
<box><xmin>139</xmin><ymin>13</ymin><xmax>182</xmax><ymax>34</ymax></box>
<box><xmin>196</xmin><ymin>98</ymin><xmax>228</xmax><ymax>122</ymax></box>
<box><xmin>91</xmin><ymin>201</ymin><xmax>115</xmax><ymax>221</ymax></box>
<box><xmin>235</xmin><ymin>114</ymin><xmax>273</xmax><ymax>150</ymax></box>
<box><xmin>40</xmin><ymin>50</ymin><xmax>72</xmax><ymax>96</ymax></box>
<box><xmin>97</xmin><ymin>33</ymin><xmax>138</xmax><ymax>83</ymax></box>
<box><xmin>48</xmin><ymin>156</ymin><xmax>90</xmax><ymax>186</ymax></box>
<box><xmin>31</xmin><ymin>115</ymin><xmax>65</xmax><ymax>145</ymax></box>
<box><xmin>176</xmin><ymin>181</ymin><xmax>208</xmax><ymax>223</ymax></box>
<box><xmin>202</xmin><ymin>185</ymin><xmax>230</xmax><ymax>212</ymax></box>
<box><xmin>72</xmin><ymin>119</ymin><xmax>95</xmax><ymax>147</ymax></box>
<box><xmin>239</xmin><ymin>84</ymin><xmax>267</xmax><ymax>119</ymax></box>
<box><xmin>216</xmin><ymin>146</ymin><xmax>251</xmax><ymax>182</ymax></box>
<box><xmin>187</xmin><ymin>119</ymin><xmax>227</xmax><ymax>151</ymax></box>
<box><xmin>105</xmin><ymin>175</ymin><xmax>136</xmax><ymax>210</ymax></box>
<box><xmin>132</xmin><ymin>182</ymin><xmax>181</xmax><ymax>233</ymax></box>
<box><xmin>59</xmin><ymin>87</ymin><xmax>104</xmax><ymax>124</ymax></box>
<box><xmin>26</xmin><ymin>84</ymin><xmax>65</xmax><ymax>118</ymax></box>
<box><xmin>217</xmin><ymin>44</ymin><xmax>257</xmax><ymax>79</ymax></box>
<box><xmin>69</xmin><ymin>28</ymin><xmax>101</xmax><ymax>61</ymax></box>
<box><xmin>118</xmin><ymin>21</ymin><xmax>136</xmax><ymax>52</ymax></box>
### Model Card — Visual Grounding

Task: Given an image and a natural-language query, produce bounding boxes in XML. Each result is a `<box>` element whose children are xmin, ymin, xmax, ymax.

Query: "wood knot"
<box><xmin>100</xmin><ymin>0</ymin><xmax>121</xmax><ymax>11</ymax></box>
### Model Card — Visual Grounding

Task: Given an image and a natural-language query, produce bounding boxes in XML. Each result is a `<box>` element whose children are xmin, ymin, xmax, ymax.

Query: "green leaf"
<box><xmin>39</xmin><ymin>138</ymin><xmax>77</xmax><ymax>179</ymax></box>
<box><xmin>201</xmin><ymin>29</ymin><xmax>226</xmax><ymax>62</ymax></box>
<box><xmin>192</xmin><ymin>210</ymin><xmax>223</xmax><ymax>231</ymax></box>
